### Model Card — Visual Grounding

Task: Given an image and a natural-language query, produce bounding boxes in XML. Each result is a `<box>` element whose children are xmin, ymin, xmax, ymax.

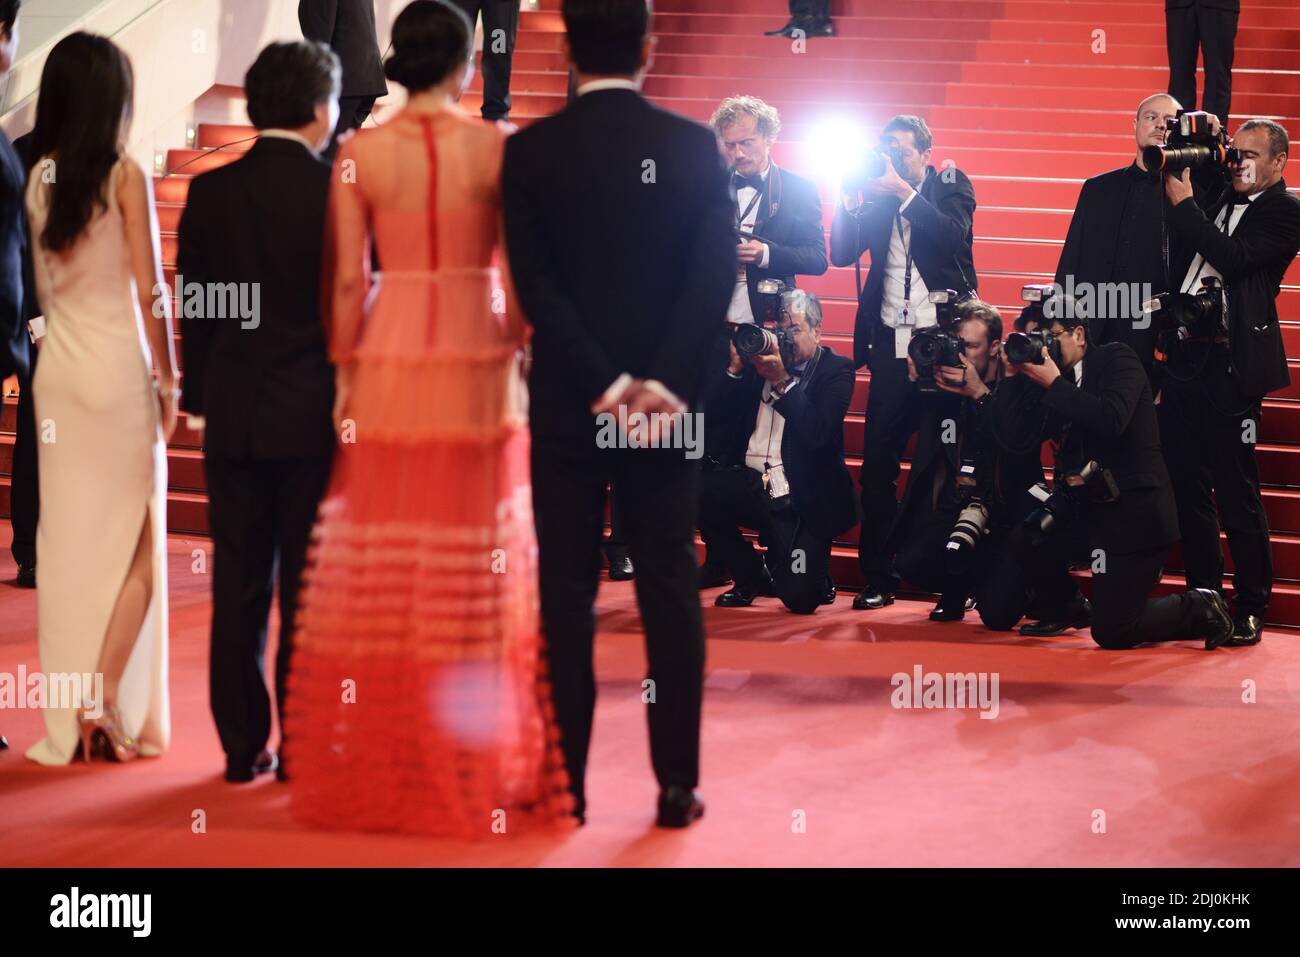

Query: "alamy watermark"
<box><xmin>153</xmin><ymin>273</ymin><xmax>260</xmax><ymax>329</ymax></box>
<box><xmin>891</xmin><ymin>664</ymin><xmax>1000</xmax><ymax>719</ymax></box>
<box><xmin>0</xmin><ymin>666</ymin><xmax>103</xmax><ymax>717</ymax></box>
<box><xmin>595</xmin><ymin>405</ymin><xmax>705</xmax><ymax>459</ymax></box>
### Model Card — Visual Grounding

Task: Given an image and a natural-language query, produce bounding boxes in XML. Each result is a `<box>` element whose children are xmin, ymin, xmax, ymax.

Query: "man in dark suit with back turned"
<box><xmin>698</xmin><ymin>93</ymin><xmax>827</xmax><ymax>589</ymax></box>
<box><xmin>1167</xmin><ymin>0</ymin><xmax>1238</xmax><ymax>124</ymax></box>
<box><xmin>502</xmin><ymin>0</ymin><xmax>735</xmax><ymax>828</ymax></box>
<box><xmin>829</xmin><ymin>114</ymin><xmax>977</xmax><ymax>611</ymax></box>
<box><xmin>178</xmin><ymin>41</ymin><xmax>339</xmax><ymax>783</ymax></box>
<box><xmin>299</xmin><ymin>0</ymin><xmax>387</xmax><ymax>161</ymax></box>
<box><xmin>1159</xmin><ymin>118</ymin><xmax>1300</xmax><ymax>645</ymax></box>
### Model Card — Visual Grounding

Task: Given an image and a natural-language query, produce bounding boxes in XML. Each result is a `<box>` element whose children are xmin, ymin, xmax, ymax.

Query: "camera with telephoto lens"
<box><xmin>1004</xmin><ymin>284</ymin><xmax>1068</xmax><ymax>366</ymax></box>
<box><xmin>1022</xmin><ymin>460</ymin><xmax>1121</xmax><ymax>549</ymax></box>
<box><xmin>732</xmin><ymin>278</ymin><xmax>799</xmax><ymax>369</ymax></box>
<box><xmin>907</xmin><ymin>289</ymin><xmax>968</xmax><ymax>393</ymax></box>
<box><xmin>1142</xmin><ymin>276</ymin><xmax>1225</xmax><ymax>341</ymax></box>
<box><xmin>945</xmin><ymin>462</ymin><xmax>988</xmax><ymax>575</ymax></box>
<box><xmin>1142</xmin><ymin>110</ymin><xmax>1242</xmax><ymax>174</ymax></box>
<box><xmin>842</xmin><ymin>141</ymin><xmax>907</xmax><ymax>195</ymax></box>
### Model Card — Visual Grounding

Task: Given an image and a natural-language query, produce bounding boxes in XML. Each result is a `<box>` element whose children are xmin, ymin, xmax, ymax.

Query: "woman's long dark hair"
<box><xmin>28</xmin><ymin>32</ymin><xmax>134</xmax><ymax>253</ymax></box>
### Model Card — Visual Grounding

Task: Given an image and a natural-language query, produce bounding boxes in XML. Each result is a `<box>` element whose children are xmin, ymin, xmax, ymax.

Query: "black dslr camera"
<box><xmin>907</xmin><ymin>289</ymin><xmax>968</xmax><ymax>392</ymax></box>
<box><xmin>1022</xmin><ymin>460</ymin><xmax>1121</xmax><ymax>549</ymax></box>
<box><xmin>732</xmin><ymin>278</ymin><xmax>798</xmax><ymax>369</ymax></box>
<box><xmin>1142</xmin><ymin>276</ymin><xmax>1225</xmax><ymax>341</ymax></box>
<box><xmin>1143</xmin><ymin>110</ymin><xmax>1242</xmax><ymax>174</ymax></box>
<box><xmin>1004</xmin><ymin>284</ymin><xmax>1067</xmax><ymax>366</ymax></box>
<box><xmin>842</xmin><ymin>140</ymin><xmax>907</xmax><ymax>195</ymax></box>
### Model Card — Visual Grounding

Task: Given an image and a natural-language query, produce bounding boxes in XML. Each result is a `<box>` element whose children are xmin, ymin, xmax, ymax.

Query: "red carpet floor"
<box><xmin>1</xmin><ymin>528</ymin><xmax>1298</xmax><ymax>867</ymax></box>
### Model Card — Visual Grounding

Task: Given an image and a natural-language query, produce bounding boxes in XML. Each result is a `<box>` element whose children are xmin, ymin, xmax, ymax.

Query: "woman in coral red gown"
<box><xmin>284</xmin><ymin>1</ymin><xmax>573</xmax><ymax>837</ymax></box>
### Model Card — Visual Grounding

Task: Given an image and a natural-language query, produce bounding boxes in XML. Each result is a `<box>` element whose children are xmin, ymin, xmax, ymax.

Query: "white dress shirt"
<box><xmin>1181</xmin><ymin>190</ymin><xmax>1261</xmax><ymax>292</ymax></box>
<box><xmin>575</xmin><ymin>78</ymin><xmax>642</xmax><ymax>96</ymax></box>
<box><xmin>878</xmin><ymin>190</ymin><xmax>932</xmax><ymax>358</ymax></box>
<box><xmin>743</xmin><ymin>374</ymin><xmax>800</xmax><ymax>475</ymax></box>
<box><xmin>727</xmin><ymin>164</ymin><xmax>772</xmax><ymax>324</ymax></box>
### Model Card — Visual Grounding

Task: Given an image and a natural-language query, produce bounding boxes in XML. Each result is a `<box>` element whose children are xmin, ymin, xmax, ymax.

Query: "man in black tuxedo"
<box><xmin>502</xmin><ymin>0</ymin><xmax>735</xmax><ymax>828</ymax></box>
<box><xmin>178</xmin><ymin>41</ymin><xmax>340</xmax><ymax>783</ymax></box>
<box><xmin>700</xmin><ymin>291</ymin><xmax>856</xmax><ymax>613</ymax></box>
<box><xmin>1159</xmin><ymin>118</ymin><xmax>1300</xmax><ymax>646</ymax></box>
<box><xmin>1167</xmin><ymin>0</ymin><xmax>1238</xmax><ymax>124</ymax></box>
<box><xmin>981</xmin><ymin>304</ymin><xmax>1235</xmax><ymax>649</ymax></box>
<box><xmin>829</xmin><ymin>114</ymin><xmax>977</xmax><ymax>611</ymax></box>
<box><xmin>698</xmin><ymin>94</ymin><xmax>827</xmax><ymax>589</ymax></box>
<box><xmin>299</xmin><ymin>0</ymin><xmax>387</xmax><ymax>160</ymax></box>
<box><xmin>450</xmin><ymin>0</ymin><xmax>519</xmax><ymax>121</ymax></box>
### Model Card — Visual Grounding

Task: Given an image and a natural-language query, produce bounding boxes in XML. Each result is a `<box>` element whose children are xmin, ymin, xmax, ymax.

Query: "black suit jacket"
<box><xmin>994</xmin><ymin>341</ymin><xmax>1179</xmax><ymax>555</ymax></box>
<box><xmin>1166</xmin><ymin>179</ymin><xmax>1300</xmax><ymax>398</ymax></box>
<box><xmin>299</xmin><ymin>0</ymin><xmax>388</xmax><ymax>99</ymax></box>
<box><xmin>0</xmin><ymin>129</ymin><xmax>27</xmax><ymax>381</ymax></box>
<box><xmin>502</xmin><ymin>88</ymin><xmax>737</xmax><ymax>439</ymax></box>
<box><xmin>741</xmin><ymin>163</ymin><xmax>827</xmax><ymax>314</ymax></box>
<box><xmin>706</xmin><ymin>344</ymin><xmax>858</xmax><ymax>539</ymax></box>
<box><xmin>829</xmin><ymin>164</ymin><xmax>977</xmax><ymax>368</ymax></box>
<box><xmin>177</xmin><ymin>136</ymin><xmax>336</xmax><ymax>459</ymax></box>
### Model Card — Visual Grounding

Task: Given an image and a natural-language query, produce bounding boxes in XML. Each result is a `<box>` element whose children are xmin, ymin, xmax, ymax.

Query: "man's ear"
<box><xmin>560</xmin><ymin>36</ymin><xmax>574</xmax><ymax>68</ymax></box>
<box><xmin>641</xmin><ymin>35</ymin><xmax>656</xmax><ymax>72</ymax></box>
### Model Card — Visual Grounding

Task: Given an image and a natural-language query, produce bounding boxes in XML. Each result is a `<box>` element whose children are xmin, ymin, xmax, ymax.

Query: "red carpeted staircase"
<box><xmin>4</xmin><ymin>0</ymin><xmax>1300</xmax><ymax>623</ymax></box>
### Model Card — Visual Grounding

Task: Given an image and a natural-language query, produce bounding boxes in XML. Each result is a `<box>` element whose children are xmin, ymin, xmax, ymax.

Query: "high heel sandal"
<box><xmin>78</xmin><ymin>705</ymin><xmax>139</xmax><ymax>763</ymax></box>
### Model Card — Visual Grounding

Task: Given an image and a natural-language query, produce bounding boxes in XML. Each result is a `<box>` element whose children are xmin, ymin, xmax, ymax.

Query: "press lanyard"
<box><xmin>736</xmin><ymin>179</ymin><xmax>766</xmax><ymax>233</ymax></box>
<box><xmin>896</xmin><ymin>212</ymin><xmax>915</xmax><ymax>323</ymax></box>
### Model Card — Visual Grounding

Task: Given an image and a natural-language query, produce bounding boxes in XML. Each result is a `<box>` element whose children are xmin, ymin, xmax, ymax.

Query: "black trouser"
<box><xmin>8</xmin><ymin>347</ymin><xmax>37</xmax><ymax>566</ymax></box>
<box><xmin>450</xmin><ymin>0</ymin><xmax>519</xmax><ymax>120</ymax></box>
<box><xmin>604</xmin><ymin>483</ymin><xmax>627</xmax><ymax>559</ymax></box>
<box><xmin>1167</xmin><ymin>3</ymin><xmax>1238</xmax><ymax>122</ymax></box>
<box><xmin>698</xmin><ymin>465</ymin><xmax>833</xmax><ymax>615</ymax></box>
<box><xmin>894</xmin><ymin>501</ymin><xmax>987</xmax><ymax>610</ymax></box>
<box><xmin>322</xmin><ymin>95</ymin><xmax>377</xmax><ymax>163</ymax></box>
<box><xmin>1158</xmin><ymin>354</ymin><xmax>1270</xmax><ymax>618</ymax></box>
<box><xmin>858</xmin><ymin>324</ymin><xmax>918</xmax><ymax>593</ymax></box>
<box><xmin>532</xmin><ymin>438</ymin><xmax>705</xmax><ymax>818</ymax></box>
<box><xmin>978</xmin><ymin>512</ymin><xmax>1206</xmax><ymax>648</ymax></box>
<box><xmin>790</xmin><ymin>0</ymin><xmax>831</xmax><ymax>20</ymax></box>
<box><xmin>206</xmin><ymin>453</ymin><xmax>333</xmax><ymax>769</ymax></box>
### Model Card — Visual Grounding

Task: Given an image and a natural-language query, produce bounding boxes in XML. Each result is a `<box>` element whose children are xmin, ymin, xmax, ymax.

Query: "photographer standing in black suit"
<box><xmin>1167</xmin><ymin>0</ymin><xmax>1238</xmax><ymax>125</ymax></box>
<box><xmin>699</xmin><ymin>290</ymin><xmax>856</xmax><ymax>613</ymax></box>
<box><xmin>179</xmin><ymin>41</ymin><xmax>340</xmax><ymax>782</ymax></box>
<box><xmin>1055</xmin><ymin>93</ymin><xmax>1215</xmax><ymax>381</ymax></box>
<box><xmin>299</xmin><ymin>0</ymin><xmax>387</xmax><ymax>160</ymax></box>
<box><xmin>765</xmin><ymin>1</ymin><xmax>833</xmax><ymax>38</ymax></box>
<box><xmin>980</xmin><ymin>302</ymin><xmax>1235</xmax><ymax>649</ymax></box>
<box><xmin>829</xmin><ymin>114</ymin><xmax>977</xmax><ymax>611</ymax></box>
<box><xmin>1158</xmin><ymin>118</ymin><xmax>1300</xmax><ymax>645</ymax></box>
<box><xmin>698</xmin><ymin>94</ymin><xmax>828</xmax><ymax>588</ymax></box>
<box><xmin>450</xmin><ymin>0</ymin><xmax>519</xmax><ymax>121</ymax></box>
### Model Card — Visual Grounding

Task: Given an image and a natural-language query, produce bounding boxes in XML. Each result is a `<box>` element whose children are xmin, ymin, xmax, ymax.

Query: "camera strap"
<box><xmin>735</xmin><ymin>178</ymin><xmax>767</xmax><ymax>235</ymax></box>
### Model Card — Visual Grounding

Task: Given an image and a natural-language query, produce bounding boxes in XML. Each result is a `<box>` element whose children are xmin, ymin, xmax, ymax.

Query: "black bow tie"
<box><xmin>1229</xmin><ymin>192</ymin><xmax>1253</xmax><ymax>207</ymax></box>
<box><xmin>733</xmin><ymin>172</ymin><xmax>764</xmax><ymax>192</ymax></box>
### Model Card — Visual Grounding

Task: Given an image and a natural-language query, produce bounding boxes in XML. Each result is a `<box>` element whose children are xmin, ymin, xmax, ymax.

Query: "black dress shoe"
<box><xmin>15</xmin><ymin>562</ymin><xmax>34</xmax><ymax>588</ymax></box>
<box><xmin>764</xmin><ymin>17</ymin><xmax>805</xmax><ymax>36</ymax></box>
<box><xmin>698</xmin><ymin>563</ymin><xmax>732</xmax><ymax>589</ymax></box>
<box><xmin>656</xmin><ymin>786</ymin><xmax>705</xmax><ymax>828</ymax></box>
<box><xmin>852</xmin><ymin>588</ymin><xmax>895</xmax><ymax>610</ymax></box>
<box><xmin>929</xmin><ymin>599</ymin><xmax>965</xmax><ymax>622</ymax></box>
<box><xmin>0</xmin><ymin>734</ymin><xmax>8</xmax><ymax>750</ymax></box>
<box><xmin>225</xmin><ymin>749</ymin><xmax>279</xmax><ymax>783</ymax></box>
<box><xmin>805</xmin><ymin>18</ymin><xmax>835</xmax><ymax>37</ymax></box>
<box><xmin>821</xmin><ymin>578</ymin><xmax>836</xmax><ymax>605</ymax></box>
<box><xmin>1226</xmin><ymin>612</ymin><xmax>1262</xmax><ymax>647</ymax></box>
<box><xmin>1191</xmin><ymin>589</ymin><xmax>1235</xmax><ymax>650</ymax></box>
<box><xmin>1019</xmin><ymin>597</ymin><xmax>1092</xmax><ymax>637</ymax></box>
<box><xmin>607</xmin><ymin>552</ymin><xmax>634</xmax><ymax>581</ymax></box>
<box><xmin>716</xmin><ymin>575</ymin><xmax>769</xmax><ymax>607</ymax></box>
